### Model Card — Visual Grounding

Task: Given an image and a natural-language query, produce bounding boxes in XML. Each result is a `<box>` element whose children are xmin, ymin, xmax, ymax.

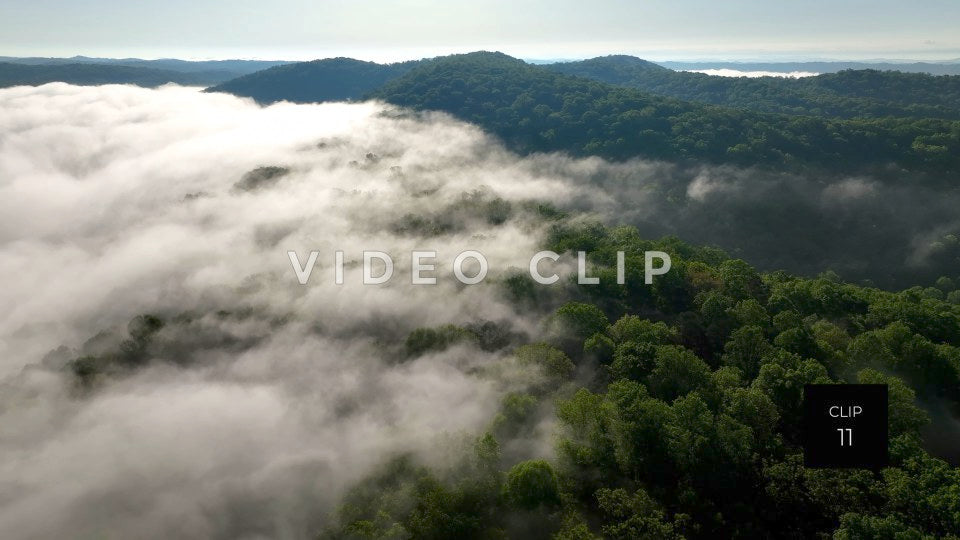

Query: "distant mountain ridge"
<box><xmin>3</xmin><ymin>51</ymin><xmax>958</xmax><ymax>176</ymax></box>
<box><xmin>204</xmin><ymin>57</ymin><xmax>422</xmax><ymax>104</ymax></box>
<box><xmin>545</xmin><ymin>55</ymin><xmax>960</xmax><ymax>120</ymax></box>
<box><xmin>0</xmin><ymin>62</ymin><xmax>232</xmax><ymax>88</ymax></box>
<box><xmin>366</xmin><ymin>52</ymin><xmax>959</xmax><ymax>175</ymax></box>
<box><xmin>0</xmin><ymin>55</ymin><xmax>289</xmax><ymax>74</ymax></box>
<box><xmin>198</xmin><ymin>52</ymin><xmax>960</xmax><ymax>121</ymax></box>
<box><xmin>0</xmin><ymin>56</ymin><xmax>290</xmax><ymax>87</ymax></box>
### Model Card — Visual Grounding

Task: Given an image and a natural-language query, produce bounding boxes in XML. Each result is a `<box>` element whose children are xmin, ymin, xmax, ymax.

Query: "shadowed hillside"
<box><xmin>205</xmin><ymin>57</ymin><xmax>422</xmax><ymax>103</ymax></box>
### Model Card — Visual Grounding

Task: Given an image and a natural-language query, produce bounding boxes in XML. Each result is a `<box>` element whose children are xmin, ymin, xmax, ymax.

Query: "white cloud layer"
<box><xmin>0</xmin><ymin>83</ymin><xmax>605</xmax><ymax>539</ymax></box>
<box><xmin>684</xmin><ymin>68</ymin><xmax>819</xmax><ymax>78</ymax></box>
<box><xmin>2</xmin><ymin>82</ymin><xmax>959</xmax><ymax>538</ymax></box>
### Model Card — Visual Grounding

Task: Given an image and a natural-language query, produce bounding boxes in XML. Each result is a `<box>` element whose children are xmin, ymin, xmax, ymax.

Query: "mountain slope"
<box><xmin>370</xmin><ymin>52</ymin><xmax>959</xmax><ymax>175</ymax></box>
<box><xmin>0</xmin><ymin>62</ymin><xmax>230</xmax><ymax>88</ymax></box>
<box><xmin>545</xmin><ymin>55</ymin><xmax>960</xmax><ymax>120</ymax></box>
<box><xmin>205</xmin><ymin>57</ymin><xmax>421</xmax><ymax>103</ymax></box>
<box><xmin>0</xmin><ymin>56</ymin><xmax>288</xmax><ymax>80</ymax></box>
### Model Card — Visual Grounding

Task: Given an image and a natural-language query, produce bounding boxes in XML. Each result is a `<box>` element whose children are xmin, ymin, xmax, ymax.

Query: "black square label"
<box><xmin>803</xmin><ymin>384</ymin><xmax>888</xmax><ymax>469</ymax></box>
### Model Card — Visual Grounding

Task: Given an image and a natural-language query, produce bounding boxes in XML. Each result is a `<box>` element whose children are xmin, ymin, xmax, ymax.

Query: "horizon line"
<box><xmin>3</xmin><ymin>52</ymin><xmax>960</xmax><ymax>66</ymax></box>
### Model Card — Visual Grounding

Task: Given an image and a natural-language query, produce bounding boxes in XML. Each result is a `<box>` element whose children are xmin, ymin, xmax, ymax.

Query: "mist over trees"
<box><xmin>196</xmin><ymin>51</ymin><xmax>960</xmax><ymax>178</ymax></box>
<box><xmin>322</xmin><ymin>222</ymin><xmax>960</xmax><ymax>537</ymax></box>
<box><xmin>2</xmin><ymin>49</ymin><xmax>960</xmax><ymax>539</ymax></box>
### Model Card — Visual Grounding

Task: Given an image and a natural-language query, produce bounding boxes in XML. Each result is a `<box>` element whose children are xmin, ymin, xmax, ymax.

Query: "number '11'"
<box><xmin>838</xmin><ymin>428</ymin><xmax>853</xmax><ymax>446</ymax></box>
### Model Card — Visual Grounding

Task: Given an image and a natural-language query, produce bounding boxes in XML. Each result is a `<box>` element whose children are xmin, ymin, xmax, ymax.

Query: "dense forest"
<box><xmin>5</xmin><ymin>48</ymin><xmax>960</xmax><ymax>538</ymax></box>
<box><xmin>206</xmin><ymin>58</ymin><xmax>422</xmax><ymax>103</ymax></box>
<box><xmin>212</xmin><ymin>52</ymin><xmax>960</xmax><ymax>291</ymax></box>
<box><xmin>7</xmin><ymin>52</ymin><xmax>960</xmax><ymax>176</ymax></box>
<box><xmin>545</xmin><ymin>55</ymin><xmax>960</xmax><ymax>120</ymax></box>
<box><xmin>63</xmin><ymin>220</ymin><xmax>960</xmax><ymax>539</ymax></box>
<box><xmin>195</xmin><ymin>51</ymin><xmax>960</xmax><ymax>177</ymax></box>
<box><xmin>317</xmin><ymin>224</ymin><xmax>960</xmax><ymax>539</ymax></box>
<box><xmin>369</xmin><ymin>52</ymin><xmax>960</xmax><ymax>175</ymax></box>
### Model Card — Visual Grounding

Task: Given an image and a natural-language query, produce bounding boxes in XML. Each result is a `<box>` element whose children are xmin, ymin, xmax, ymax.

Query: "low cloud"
<box><xmin>2</xmin><ymin>83</ymin><xmax>960</xmax><ymax>538</ymax></box>
<box><xmin>684</xmin><ymin>68</ymin><xmax>820</xmax><ymax>78</ymax></box>
<box><xmin>0</xmin><ymin>83</ymin><xmax>588</xmax><ymax>538</ymax></box>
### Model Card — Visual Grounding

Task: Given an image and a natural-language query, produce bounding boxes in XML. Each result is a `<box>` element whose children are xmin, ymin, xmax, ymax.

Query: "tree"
<box><xmin>610</xmin><ymin>341</ymin><xmax>658</xmax><ymax>381</ymax></box>
<box><xmin>404</xmin><ymin>324</ymin><xmax>475</xmax><ymax>358</ymax></box>
<box><xmin>857</xmin><ymin>369</ymin><xmax>929</xmax><ymax>437</ymax></box>
<box><xmin>595</xmin><ymin>487</ymin><xmax>680</xmax><ymax>540</ymax></box>
<box><xmin>722</xmin><ymin>325</ymin><xmax>774</xmax><ymax>378</ymax></box>
<box><xmin>553</xmin><ymin>302</ymin><xmax>610</xmax><ymax>343</ymax></box>
<box><xmin>647</xmin><ymin>345</ymin><xmax>712</xmax><ymax>402</ymax></box>
<box><xmin>515</xmin><ymin>342</ymin><xmax>576</xmax><ymax>386</ymax></box>
<box><xmin>503</xmin><ymin>460</ymin><xmax>561</xmax><ymax>510</ymax></box>
<box><xmin>833</xmin><ymin>513</ymin><xmax>934</xmax><ymax>540</ymax></box>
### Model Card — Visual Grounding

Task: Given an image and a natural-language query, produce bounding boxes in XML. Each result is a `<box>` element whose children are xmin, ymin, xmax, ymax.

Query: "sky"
<box><xmin>1</xmin><ymin>0</ymin><xmax>959</xmax><ymax>62</ymax></box>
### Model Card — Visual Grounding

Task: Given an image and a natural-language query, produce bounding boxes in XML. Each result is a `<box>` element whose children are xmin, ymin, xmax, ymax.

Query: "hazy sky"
<box><xmin>1</xmin><ymin>0</ymin><xmax>959</xmax><ymax>61</ymax></box>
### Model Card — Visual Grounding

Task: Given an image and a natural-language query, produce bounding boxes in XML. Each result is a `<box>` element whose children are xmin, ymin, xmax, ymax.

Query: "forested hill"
<box><xmin>67</xmin><ymin>224</ymin><xmax>960</xmax><ymax>539</ymax></box>
<box><xmin>0</xmin><ymin>56</ymin><xmax>287</xmax><ymax>77</ymax></box>
<box><xmin>205</xmin><ymin>57</ymin><xmax>422</xmax><ymax>104</ymax></box>
<box><xmin>369</xmin><ymin>52</ymin><xmax>959</xmax><ymax>175</ymax></box>
<box><xmin>10</xmin><ymin>51</ymin><xmax>957</xmax><ymax>175</ymax></box>
<box><xmin>0</xmin><ymin>62</ymin><xmax>232</xmax><ymax>88</ymax></box>
<box><xmin>545</xmin><ymin>55</ymin><xmax>960</xmax><ymax>120</ymax></box>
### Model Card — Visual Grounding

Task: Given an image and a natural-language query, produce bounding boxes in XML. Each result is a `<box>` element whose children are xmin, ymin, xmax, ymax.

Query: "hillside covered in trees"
<box><xmin>0</xmin><ymin>61</ymin><xmax>237</xmax><ymax>88</ymax></box>
<box><xmin>545</xmin><ymin>55</ymin><xmax>960</xmax><ymax>120</ymax></box>
<box><xmin>62</xmin><ymin>220</ymin><xmax>960</xmax><ymax>539</ymax></box>
<box><xmin>210</xmin><ymin>52</ymin><xmax>960</xmax><ymax>292</ymax></box>
<box><xmin>0</xmin><ymin>57</ymin><xmax>288</xmax><ymax>88</ymax></box>
<box><xmin>314</xmin><ymin>223</ymin><xmax>960</xmax><ymax>539</ymax></box>
<box><xmin>369</xmin><ymin>52</ymin><xmax>959</xmax><ymax>175</ymax></box>
<box><xmin>5</xmin><ymin>47</ymin><xmax>960</xmax><ymax>538</ymax></box>
<box><xmin>199</xmin><ymin>51</ymin><xmax>960</xmax><ymax>177</ymax></box>
<box><xmin>7</xmin><ymin>52</ymin><xmax>960</xmax><ymax>176</ymax></box>
<box><xmin>205</xmin><ymin>57</ymin><xmax>422</xmax><ymax>104</ymax></box>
